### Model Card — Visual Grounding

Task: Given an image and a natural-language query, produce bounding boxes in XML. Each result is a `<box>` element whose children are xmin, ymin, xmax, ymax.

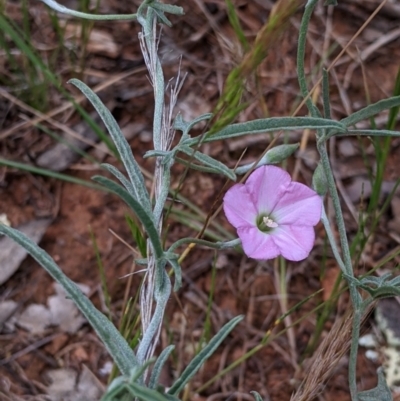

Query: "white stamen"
<box><xmin>263</xmin><ymin>216</ymin><xmax>278</xmax><ymax>228</ymax></box>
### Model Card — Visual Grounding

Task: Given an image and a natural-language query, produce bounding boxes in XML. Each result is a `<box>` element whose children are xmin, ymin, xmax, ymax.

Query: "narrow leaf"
<box><xmin>41</xmin><ymin>0</ymin><xmax>138</xmax><ymax>20</ymax></box>
<box><xmin>182</xmin><ymin>117</ymin><xmax>346</xmax><ymax>146</ymax></box>
<box><xmin>341</xmin><ymin>96</ymin><xmax>400</xmax><ymax>127</ymax></box>
<box><xmin>173</xmin><ymin>113</ymin><xmax>213</xmax><ymax>138</ymax></box>
<box><xmin>101</xmin><ymin>163</ymin><xmax>136</xmax><ymax>196</ymax></box>
<box><xmin>168</xmin><ymin>315</ymin><xmax>243</xmax><ymax>396</ymax></box>
<box><xmin>150</xmin><ymin>2</ymin><xmax>184</xmax><ymax>16</ymax></box>
<box><xmin>69</xmin><ymin>79</ymin><xmax>153</xmax><ymax>218</ymax></box>
<box><xmin>357</xmin><ymin>368</ymin><xmax>392</xmax><ymax>401</ymax></box>
<box><xmin>93</xmin><ymin>176</ymin><xmax>163</xmax><ymax>259</ymax></box>
<box><xmin>0</xmin><ymin>157</ymin><xmax>104</xmax><ymax>190</ymax></box>
<box><xmin>179</xmin><ymin>145</ymin><xmax>236</xmax><ymax>180</ymax></box>
<box><xmin>225</xmin><ymin>0</ymin><xmax>249</xmax><ymax>51</ymax></box>
<box><xmin>175</xmin><ymin>157</ymin><xmax>223</xmax><ymax>174</ymax></box>
<box><xmin>149</xmin><ymin>345</ymin><xmax>175</xmax><ymax>389</ymax></box>
<box><xmin>166</xmin><ymin>257</ymin><xmax>182</xmax><ymax>292</ymax></box>
<box><xmin>105</xmin><ymin>380</ymin><xmax>176</xmax><ymax>401</ymax></box>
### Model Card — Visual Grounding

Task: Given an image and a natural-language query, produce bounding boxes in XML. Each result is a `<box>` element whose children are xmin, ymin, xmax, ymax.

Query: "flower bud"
<box><xmin>235</xmin><ymin>143</ymin><xmax>299</xmax><ymax>175</ymax></box>
<box><xmin>312</xmin><ymin>163</ymin><xmax>328</xmax><ymax>196</ymax></box>
<box><xmin>264</xmin><ymin>143</ymin><xmax>299</xmax><ymax>164</ymax></box>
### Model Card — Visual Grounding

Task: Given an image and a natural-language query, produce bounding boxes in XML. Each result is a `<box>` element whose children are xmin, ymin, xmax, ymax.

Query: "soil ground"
<box><xmin>1</xmin><ymin>0</ymin><xmax>400</xmax><ymax>400</ymax></box>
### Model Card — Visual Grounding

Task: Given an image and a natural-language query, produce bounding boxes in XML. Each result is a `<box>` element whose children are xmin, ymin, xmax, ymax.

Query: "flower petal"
<box><xmin>223</xmin><ymin>183</ymin><xmax>258</xmax><ymax>228</ymax></box>
<box><xmin>272</xmin><ymin>225</ymin><xmax>316</xmax><ymax>261</ymax></box>
<box><xmin>237</xmin><ymin>226</ymin><xmax>281</xmax><ymax>260</ymax></box>
<box><xmin>273</xmin><ymin>182</ymin><xmax>322</xmax><ymax>226</ymax></box>
<box><xmin>245</xmin><ymin>165</ymin><xmax>291</xmax><ymax>215</ymax></box>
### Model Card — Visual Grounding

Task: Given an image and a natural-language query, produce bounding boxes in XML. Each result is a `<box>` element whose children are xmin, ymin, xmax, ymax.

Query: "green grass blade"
<box><xmin>168</xmin><ymin>315</ymin><xmax>243</xmax><ymax>396</ymax></box>
<box><xmin>0</xmin><ymin>13</ymin><xmax>115</xmax><ymax>153</ymax></box>
<box><xmin>89</xmin><ymin>228</ymin><xmax>112</xmax><ymax>319</ymax></box>
<box><xmin>125</xmin><ymin>214</ymin><xmax>147</xmax><ymax>258</ymax></box>
<box><xmin>225</xmin><ymin>0</ymin><xmax>249</xmax><ymax>51</ymax></box>
<box><xmin>0</xmin><ymin>158</ymin><xmax>104</xmax><ymax>190</ymax></box>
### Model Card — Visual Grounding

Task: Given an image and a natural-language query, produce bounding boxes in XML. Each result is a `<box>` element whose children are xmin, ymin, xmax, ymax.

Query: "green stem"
<box><xmin>320</xmin><ymin>206</ymin><xmax>346</xmax><ymax>273</ymax></box>
<box><xmin>348</xmin><ymin>292</ymin><xmax>362</xmax><ymax>400</ymax></box>
<box><xmin>297</xmin><ymin>0</ymin><xmax>321</xmax><ymax>118</ymax></box>
<box><xmin>317</xmin><ymin>140</ymin><xmax>353</xmax><ymax>276</ymax></box>
<box><xmin>318</xmin><ymin>132</ymin><xmax>362</xmax><ymax>401</ymax></box>
<box><xmin>297</xmin><ymin>1</ymin><xmax>362</xmax><ymax>398</ymax></box>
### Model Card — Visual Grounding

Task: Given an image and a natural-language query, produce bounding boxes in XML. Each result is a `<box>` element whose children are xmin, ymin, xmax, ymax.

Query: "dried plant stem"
<box><xmin>291</xmin><ymin>302</ymin><xmax>374</xmax><ymax>401</ymax></box>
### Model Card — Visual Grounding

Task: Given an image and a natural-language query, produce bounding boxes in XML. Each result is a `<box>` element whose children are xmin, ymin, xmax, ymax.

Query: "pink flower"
<box><xmin>223</xmin><ymin>165</ymin><xmax>322</xmax><ymax>261</ymax></box>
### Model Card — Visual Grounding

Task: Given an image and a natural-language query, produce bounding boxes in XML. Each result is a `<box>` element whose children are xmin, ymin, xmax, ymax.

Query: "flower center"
<box><xmin>257</xmin><ymin>214</ymin><xmax>278</xmax><ymax>232</ymax></box>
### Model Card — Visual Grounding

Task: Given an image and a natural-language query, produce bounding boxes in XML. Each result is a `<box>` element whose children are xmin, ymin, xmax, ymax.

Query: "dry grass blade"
<box><xmin>291</xmin><ymin>302</ymin><xmax>375</xmax><ymax>401</ymax></box>
<box><xmin>0</xmin><ymin>67</ymin><xmax>146</xmax><ymax>140</ymax></box>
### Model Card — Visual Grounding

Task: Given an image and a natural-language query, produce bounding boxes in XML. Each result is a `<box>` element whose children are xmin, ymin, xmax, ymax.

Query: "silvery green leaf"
<box><xmin>179</xmin><ymin>145</ymin><xmax>236</xmax><ymax>180</ymax></box>
<box><xmin>93</xmin><ymin>176</ymin><xmax>163</xmax><ymax>259</ymax></box>
<box><xmin>341</xmin><ymin>96</ymin><xmax>400</xmax><ymax>127</ymax></box>
<box><xmin>357</xmin><ymin>368</ymin><xmax>392</xmax><ymax>401</ymax></box>
<box><xmin>167</xmin><ymin>238</ymin><xmax>241</xmax><ymax>254</ymax></box>
<box><xmin>168</xmin><ymin>315</ymin><xmax>243</xmax><ymax>396</ymax></box>
<box><xmin>182</xmin><ymin>117</ymin><xmax>347</xmax><ymax>146</ymax></box>
<box><xmin>166</xmin><ymin>256</ymin><xmax>182</xmax><ymax>291</ymax></box>
<box><xmin>149</xmin><ymin>345</ymin><xmax>175</xmax><ymax>389</ymax></box>
<box><xmin>151</xmin><ymin>8</ymin><xmax>173</xmax><ymax>27</ymax></box>
<box><xmin>0</xmin><ymin>224</ymin><xmax>138</xmax><ymax>376</ymax></box>
<box><xmin>387</xmin><ymin>276</ymin><xmax>400</xmax><ymax>286</ymax></box>
<box><xmin>144</xmin><ymin>150</ymin><xmax>177</xmax><ymax>167</ymax></box>
<box><xmin>147</xmin><ymin>2</ymin><xmax>184</xmax><ymax>26</ymax></box>
<box><xmin>363</xmin><ymin>286</ymin><xmax>400</xmax><ymax>299</ymax></box>
<box><xmin>104</xmin><ymin>379</ymin><xmax>176</xmax><ymax>401</ymax></box>
<box><xmin>173</xmin><ymin>114</ymin><xmax>188</xmax><ymax>132</ymax></box>
<box><xmin>41</xmin><ymin>0</ymin><xmax>138</xmax><ymax>20</ymax></box>
<box><xmin>174</xmin><ymin>113</ymin><xmax>213</xmax><ymax>138</ymax></box>
<box><xmin>104</xmin><ymin>376</ymin><xmax>125</xmax><ymax>394</ymax></box>
<box><xmin>69</xmin><ymin>79</ymin><xmax>153</xmax><ymax>219</ymax></box>
<box><xmin>151</xmin><ymin>2</ymin><xmax>184</xmax><ymax>15</ymax></box>
<box><xmin>144</xmin><ymin>150</ymin><xmax>170</xmax><ymax>158</ymax></box>
<box><xmin>353</xmin><ymin>274</ymin><xmax>400</xmax><ymax>299</ymax></box>
<box><xmin>101</xmin><ymin>163</ymin><xmax>135</xmax><ymax>196</ymax></box>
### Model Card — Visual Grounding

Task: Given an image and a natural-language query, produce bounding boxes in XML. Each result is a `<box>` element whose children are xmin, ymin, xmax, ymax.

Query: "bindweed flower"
<box><xmin>223</xmin><ymin>165</ymin><xmax>322</xmax><ymax>261</ymax></box>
